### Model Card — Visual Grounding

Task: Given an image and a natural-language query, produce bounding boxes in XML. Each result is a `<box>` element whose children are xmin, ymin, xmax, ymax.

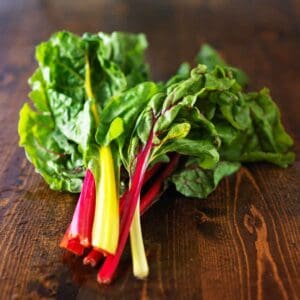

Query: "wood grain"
<box><xmin>0</xmin><ymin>0</ymin><xmax>299</xmax><ymax>299</ymax></box>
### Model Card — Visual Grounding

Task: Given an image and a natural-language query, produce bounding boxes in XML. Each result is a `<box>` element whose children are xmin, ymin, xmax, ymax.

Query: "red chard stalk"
<box><xmin>83</xmin><ymin>249</ymin><xmax>104</xmax><ymax>267</ymax></box>
<box><xmin>60</xmin><ymin>226</ymin><xmax>85</xmax><ymax>256</ymax></box>
<box><xmin>68</xmin><ymin>169</ymin><xmax>96</xmax><ymax>247</ymax></box>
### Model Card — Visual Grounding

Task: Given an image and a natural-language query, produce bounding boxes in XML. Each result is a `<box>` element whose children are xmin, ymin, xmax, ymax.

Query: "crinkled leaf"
<box><xmin>196</xmin><ymin>44</ymin><xmax>248</xmax><ymax>88</ymax></box>
<box><xmin>247</xmin><ymin>88</ymin><xmax>294</xmax><ymax>153</ymax></box>
<box><xmin>19</xmin><ymin>104</ymin><xmax>84</xmax><ymax>192</ymax></box>
<box><xmin>96</xmin><ymin>82</ymin><xmax>159</xmax><ymax>146</ymax></box>
<box><xmin>123</xmin><ymin>65</ymin><xmax>223</xmax><ymax>173</ymax></box>
<box><xmin>97</xmin><ymin>32</ymin><xmax>149</xmax><ymax>88</ymax></box>
<box><xmin>172</xmin><ymin>160</ymin><xmax>240</xmax><ymax>198</ymax></box>
<box><xmin>166</xmin><ymin>62</ymin><xmax>191</xmax><ymax>87</ymax></box>
<box><xmin>214</xmin><ymin>88</ymin><xmax>294</xmax><ymax>168</ymax></box>
<box><xmin>241</xmin><ymin>151</ymin><xmax>295</xmax><ymax>168</ymax></box>
<box><xmin>19</xmin><ymin>30</ymin><xmax>149</xmax><ymax>192</ymax></box>
<box><xmin>153</xmin><ymin>139</ymin><xmax>219</xmax><ymax>170</ymax></box>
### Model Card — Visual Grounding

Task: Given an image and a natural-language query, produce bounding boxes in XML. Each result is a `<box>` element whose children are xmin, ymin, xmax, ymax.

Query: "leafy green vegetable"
<box><xmin>19</xmin><ymin>31</ymin><xmax>149</xmax><ymax>192</ymax></box>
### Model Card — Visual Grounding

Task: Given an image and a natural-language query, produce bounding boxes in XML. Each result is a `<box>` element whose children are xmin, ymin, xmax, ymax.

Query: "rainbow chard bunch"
<box><xmin>18</xmin><ymin>31</ymin><xmax>295</xmax><ymax>284</ymax></box>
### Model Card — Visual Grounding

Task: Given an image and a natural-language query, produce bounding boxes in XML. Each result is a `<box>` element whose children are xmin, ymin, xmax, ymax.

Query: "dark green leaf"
<box><xmin>196</xmin><ymin>44</ymin><xmax>249</xmax><ymax>87</ymax></box>
<box><xmin>172</xmin><ymin>160</ymin><xmax>240</xmax><ymax>198</ymax></box>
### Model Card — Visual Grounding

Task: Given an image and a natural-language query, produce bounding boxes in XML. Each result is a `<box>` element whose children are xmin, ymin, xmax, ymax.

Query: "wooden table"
<box><xmin>0</xmin><ymin>0</ymin><xmax>299</xmax><ymax>299</ymax></box>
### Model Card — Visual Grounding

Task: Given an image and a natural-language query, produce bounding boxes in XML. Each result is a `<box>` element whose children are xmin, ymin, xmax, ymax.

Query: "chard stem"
<box><xmin>85</xmin><ymin>51</ymin><xmax>119</xmax><ymax>255</ymax></box>
<box><xmin>85</xmin><ymin>53</ymin><xmax>99</xmax><ymax>124</ymax></box>
<box><xmin>140</xmin><ymin>154</ymin><xmax>180</xmax><ymax>214</ymax></box>
<box><xmin>97</xmin><ymin>131</ymin><xmax>153</xmax><ymax>283</ymax></box>
<box><xmin>83</xmin><ymin>249</ymin><xmax>104</xmax><ymax>267</ymax></box>
<box><xmin>129</xmin><ymin>199</ymin><xmax>149</xmax><ymax>279</ymax></box>
<box><xmin>60</xmin><ymin>226</ymin><xmax>85</xmax><ymax>256</ymax></box>
<box><xmin>68</xmin><ymin>169</ymin><xmax>95</xmax><ymax>247</ymax></box>
<box><xmin>92</xmin><ymin>146</ymin><xmax>119</xmax><ymax>255</ymax></box>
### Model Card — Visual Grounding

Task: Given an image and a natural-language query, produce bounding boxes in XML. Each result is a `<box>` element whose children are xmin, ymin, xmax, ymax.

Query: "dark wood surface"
<box><xmin>0</xmin><ymin>0</ymin><xmax>299</xmax><ymax>299</ymax></box>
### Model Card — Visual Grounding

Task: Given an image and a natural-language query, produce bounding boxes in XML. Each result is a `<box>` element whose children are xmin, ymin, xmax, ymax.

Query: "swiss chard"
<box><xmin>18</xmin><ymin>33</ymin><xmax>295</xmax><ymax>285</ymax></box>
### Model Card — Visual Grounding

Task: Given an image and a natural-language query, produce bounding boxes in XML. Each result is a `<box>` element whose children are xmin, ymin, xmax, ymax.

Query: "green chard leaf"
<box><xmin>165</xmin><ymin>62</ymin><xmax>191</xmax><ymax>87</ymax></box>
<box><xmin>115</xmin><ymin>65</ymin><xmax>223</xmax><ymax>176</ymax></box>
<box><xmin>167</xmin><ymin>62</ymin><xmax>294</xmax><ymax>198</ymax></box>
<box><xmin>19</xmin><ymin>30</ymin><xmax>149</xmax><ymax>192</ymax></box>
<box><xmin>18</xmin><ymin>103</ymin><xmax>84</xmax><ymax>192</ymax></box>
<box><xmin>196</xmin><ymin>44</ymin><xmax>249</xmax><ymax>88</ymax></box>
<box><xmin>172</xmin><ymin>160</ymin><xmax>240</xmax><ymax>198</ymax></box>
<box><xmin>213</xmin><ymin>87</ymin><xmax>295</xmax><ymax>168</ymax></box>
<box><xmin>95</xmin><ymin>81</ymin><xmax>160</xmax><ymax>170</ymax></box>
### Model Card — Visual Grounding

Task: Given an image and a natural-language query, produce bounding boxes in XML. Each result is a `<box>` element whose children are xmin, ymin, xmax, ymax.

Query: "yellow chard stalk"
<box><xmin>92</xmin><ymin>146</ymin><xmax>119</xmax><ymax>254</ymax></box>
<box><xmin>85</xmin><ymin>54</ymin><xmax>119</xmax><ymax>255</ymax></box>
<box><xmin>130</xmin><ymin>198</ymin><xmax>149</xmax><ymax>279</ymax></box>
